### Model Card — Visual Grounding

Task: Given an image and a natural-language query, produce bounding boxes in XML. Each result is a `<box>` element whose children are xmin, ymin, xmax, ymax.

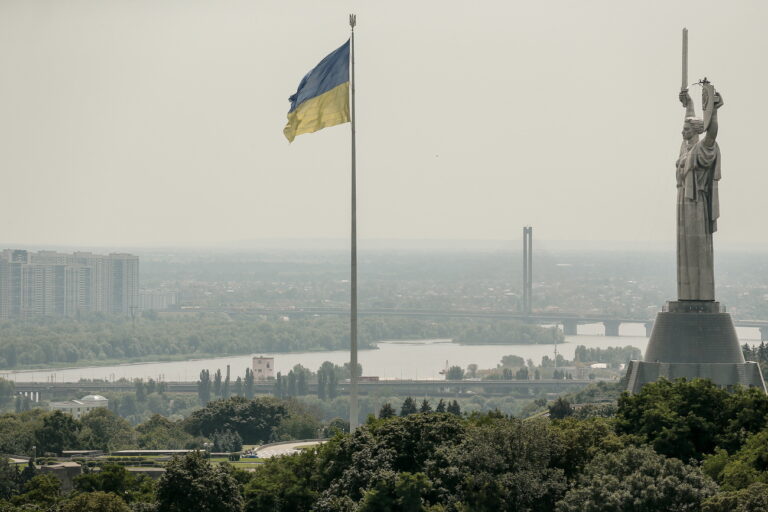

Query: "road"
<box><xmin>255</xmin><ymin>440</ymin><xmax>325</xmax><ymax>458</ymax></box>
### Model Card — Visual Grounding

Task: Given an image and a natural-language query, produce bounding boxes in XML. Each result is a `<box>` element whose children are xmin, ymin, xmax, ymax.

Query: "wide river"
<box><xmin>2</xmin><ymin>324</ymin><xmax>763</xmax><ymax>383</ymax></box>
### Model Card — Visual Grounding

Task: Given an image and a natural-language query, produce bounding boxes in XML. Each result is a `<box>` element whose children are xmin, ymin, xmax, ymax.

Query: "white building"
<box><xmin>252</xmin><ymin>356</ymin><xmax>275</xmax><ymax>380</ymax></box>
<box><xmin>139</xmin><ymin>289</ymin><xmax>179</xmax><ymax>311</ymax></box>
<box><xmin>49</xmin><ymin>395</ymin><xmax>109</xmax><ymax>419</ymax></box>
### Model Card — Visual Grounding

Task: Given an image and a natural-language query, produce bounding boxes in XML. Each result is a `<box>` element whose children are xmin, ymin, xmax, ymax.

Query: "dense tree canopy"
<box><xmin>157</xmin><ymin>451</ymin><xmax>243</xmax><ymax>512</ymax></box>
<box><xmin>35</xmin><ymin>410</ymin><xmax>80</xmax><ymax>456</ymax></box>
<box><xmin>556</xmin><ymin>446</ymin><xmax>717</xmax><ymax>512</ymax></box>
<box><xmin>616</xmin><ymin>378</ymin><xmax>768</xmax><ymax>461</ymax></box>
<box><xmin>4</xmin><ymin>379</ymin><xmax>768</xmax><ymax>510</ymax></box>
<box><xmin>183</xmin><ymin>396</ymin><xmax>287</xmax><ymax>444</ymax></box>
<box><xmin>78</xmin><ymin>409</ymin><xmax>135</xmax><ymax>452</ymax></box>
<box><xmin>74</xmin><ymin>464</ymin><xmax>155</xmax><ymax>504</ymax></box>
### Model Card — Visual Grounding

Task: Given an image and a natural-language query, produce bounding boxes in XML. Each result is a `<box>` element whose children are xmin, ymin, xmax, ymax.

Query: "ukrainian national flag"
<box><xmin>283</xmin><ymin>41</ymin><xmax>350</xmax><ymax>142</ymax></box>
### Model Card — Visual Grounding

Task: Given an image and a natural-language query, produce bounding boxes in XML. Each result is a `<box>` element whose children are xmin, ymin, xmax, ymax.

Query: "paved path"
<box><xmin>256</xmin><ymin>440</ymin><xmax>325</xmax><ymax>458</ymax></box>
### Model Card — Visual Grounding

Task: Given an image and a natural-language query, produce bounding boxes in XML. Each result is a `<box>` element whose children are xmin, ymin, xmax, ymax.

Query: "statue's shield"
<box><xmin>702</xmin><ymin>82</ymin><xmax>715</xmax><ymax>131</ymax></box>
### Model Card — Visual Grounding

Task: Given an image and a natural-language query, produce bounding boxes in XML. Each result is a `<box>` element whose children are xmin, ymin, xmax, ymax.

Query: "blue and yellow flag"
<box><xmin>284</xmin><ymin>41</ymin><xmax>350</xmax><ymax>142</ymax></box>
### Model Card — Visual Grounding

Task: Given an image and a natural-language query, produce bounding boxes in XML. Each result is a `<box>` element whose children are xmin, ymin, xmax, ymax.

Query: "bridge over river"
<box><xmin>13</xmin><ymin>378</ymin><xmax>599</xmax><ymax>402</ymax></box>
<box><xmin>192</xmin><ymin>306</ymin><xmax>768</xmax><ymax>340</ymax></box>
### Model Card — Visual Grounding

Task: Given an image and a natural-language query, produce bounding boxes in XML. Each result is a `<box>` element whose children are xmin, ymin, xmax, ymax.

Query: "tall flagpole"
<box><xmin>348</xmin><ymin>13</ymin><xmax>359</xmax><ymax>431</ymax></box>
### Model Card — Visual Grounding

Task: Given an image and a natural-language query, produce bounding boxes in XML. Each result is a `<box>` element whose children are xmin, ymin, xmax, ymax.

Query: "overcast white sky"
<box><xmin>1</xmin><ymin>0</ymin><xmax>766</xmax><ymax>249</ymax></box>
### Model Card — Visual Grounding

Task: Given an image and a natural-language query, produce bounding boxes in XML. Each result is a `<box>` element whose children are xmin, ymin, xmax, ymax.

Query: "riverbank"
<box><xmin>0</xmin><ymin>344</ymin><xmax>382</xmax><ymax>375</ymax></box>
<box><xmin>0</xmin><ymin>336</ymin><xmax>571</xmax><ymax>375</ymax></box>
<box><xmin>0</xmin><ymin>334</ymin><xmax>652</xmax><ymax>383</ymax></box>
<box><xmin>0</xmin><ymin>315</ymin><xmax>564</xmax><ymax>371</ymax></box>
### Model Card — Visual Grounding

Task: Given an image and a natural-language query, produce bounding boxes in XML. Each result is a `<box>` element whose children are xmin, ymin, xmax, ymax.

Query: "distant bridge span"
<box><xmin>189</xmin><ymin>307</ymin><xmax>768</xmax><ymax>340</ymax></box>
<box><xmin>12</xmin><ymin>378</ymin><xmax>598</xmax><ymax>400</ymax></box>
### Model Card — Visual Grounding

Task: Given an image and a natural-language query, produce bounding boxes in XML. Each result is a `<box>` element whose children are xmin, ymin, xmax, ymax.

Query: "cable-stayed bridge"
<box><xmin>196</xmin><ymin>306</ymin><xmax>768</xmax><ymax>341</ymax></box>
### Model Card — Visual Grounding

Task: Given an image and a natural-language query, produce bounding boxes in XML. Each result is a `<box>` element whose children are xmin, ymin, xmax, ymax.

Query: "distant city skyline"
<box><xmin>0</xmin><ymin>249</ymin><xmax>138</xmax><ymax>319</ymax></box>
<box><xmin>1</xmin><ymin>1</ymin><xmax>766</xmax><ymax>247</ymax></box>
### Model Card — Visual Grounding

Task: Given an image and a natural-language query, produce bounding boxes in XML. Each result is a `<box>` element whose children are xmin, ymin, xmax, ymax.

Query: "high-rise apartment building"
<box><xmin>0</xmin><ymin>249</ymin><xmax>139</xmax><ymax>319</ymax></box>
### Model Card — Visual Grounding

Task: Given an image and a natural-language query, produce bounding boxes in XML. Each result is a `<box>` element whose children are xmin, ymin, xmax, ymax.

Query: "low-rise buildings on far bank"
<box><xmin>49</xmin><ymin>394</ymin><xmax>108</xmax><ymax>419</ymax></box>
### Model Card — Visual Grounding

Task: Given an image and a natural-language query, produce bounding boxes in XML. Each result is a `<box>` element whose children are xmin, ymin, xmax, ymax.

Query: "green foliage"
<box><xmin>78</xmin><ymin>408</ymin><xmax>136</xmax><ymax>452</ymax></box>
<box><xmin>702</xmin><ymin>482</ymin><xmax>768</xmax><ymax>512</ymax></box>
<box><xmin>244</xmin><ymin>448</ymin><xmax>319</xmax><ymax>512</ymax></box>
<box><xmin>567</xmin><ymin>380</ymin><xmax>624</xmax><ymax>404</ymax></box>
<box><xmin>573</xmin><ymin>345</ymin><xmax>642</xmax><ymax>366</ymax></box>
<box><xmin>0</xmin><ymin>380</ymin><xmax>14</xmax><ymax>410</ymax></box>
<box><xmin>321</xmin><ymin>418</ymin><xmax>349</xmax><ymax>437</ymax></box>
<box><xmin>136</xmin><ymin>415</ymin><xmax>195</xmax><ymax>450</ymax></box>
<box><xmin>213</xmin><ymin>370</ymin><xmax>223</xmax><ymax>398</ymax></box>
<box><xmin>357</xmin><ymin>471</ymin><xmax>432</xmax><ymax>512</ymax></box>
<box><xmin>379</xmin><ymin>403</ymin><xmax>396</xmax><ymax>419</ymax></box>
<box><xmin>244</xmin><ymin>368</ymin><xmax>255</xmax><ymax>399</ymax></box>
<box><xmin>183</xmin><ymin>396</ymin><xmax>287</xmax><ymax>444</ymax></box>
<box><xmin>570</xmin><ymin>403</ymin><xmax>617</xmax><ymax>419</ymax></box>
<box><xmin>616</xmin><ymin>378</ymin><xmax>768</xmax><ymax>461</ymax></box>
<box><xmin>11</xmin><ymin>474</ymin><xmax>60</xmax><ymax>508</ymax></box>
<box><xmin>542</xmin><ymin>354</ymin><xmax>569</xmax><ymax>368</ymax></box>
<box><xmin>60</xmin><ymin>491</ymin><xmax>131</xmax><ymax>512</ymax></box>
<box><xmin>446</xmin><ymin>400</ymin><xmax>461</xmax><ymax>416</ymax></box>
<box><xmin>198</xmin><ymin>370</ymin><xmax>211</xmax><ymax>405</ymax></box>
<box><xmin>0</xmin><ymin>410</ymin><xmax>39</xmax><ymax>456</ymax></box>
<box><xmin>212</xmin><ymin>430</ymin><xmax>243</xmax><ymax>452</ymax></box>
<box><xmin>742</xmin><ymin>342</ymin><xmax>768</xmax><ymax>377</ymax></box>
<box><xmin>0</xmin><ymin>458</ymin><xmax>21</xmax><ymax>500</ymax></box>
<box><xmin>272</xmin><ymin>399</ymin><xmax>322</xmax><ymax>441</ymax></box>
<box><xmin>703</xmin><ymin>428</ymin><xmax>768</xmax><ymax>490</ymax></box>
<box><xmin>0</xmin><ymin>314</ymin><xmax>380</xmax><ymax>369</ymax></box>
<box><xmin>400</xmin><ymin>397</ymin><xmax>418</xmax><ymax>417</ymax></box>
<box><xmin>455</xmin><ymin>321</ymin><xmax>563</xmax><ymax>345</ymax></box>
<box><xmin>555</xmin><ymin>446</ymin><xmax>717</xmax><ymax>512</ymax></box>
<box><xmin>0</xmin><ymin>314</ymin><xmax>560</xmax><ymax>370</ymax></box>
<box><xmin>428</xmin><ymin>418</ymin><xmax>566</xmax><ymax>512</ymax></box>
<box><xmin>310</xmin><ymin>413</ymin><xmax>466</xmax><ymax>507</ymax></box>
<box><xmin>157</xmin><ymin>451</ymin><xmax>242</xmax><ymax>512</ymax></box>
<box><xmin>549</xmin><ymin>417</ymin><xmax>625</xmax><ymax>477</ymax></box>
<box><xmin>316</xmin><ymin>362</ymin><xmax>339</xmax><ymax>401</ymax></box>
<box><xmin>548</xmin><ymin>398</ymin><xmax>573</xmax><ymax>419</ymax></box>
<box><xmin>445</xmin><ymin>366</ymin><xmax>464</xmax><ymax>380</ymax></box>
<box><xmin>500</xmin><ymin>355</ymin><xmax>525</xmax><ymax>368</ymax></box>
<box><xmin>34</xmin><ymin>410</ymin><xmax>79</xmax><ymax>456</ymax></box>
<box><xmin>135</xmin><ymin>379</ymin><xmax>147</xmax><ymax>402</ymax></box>
<box><xmin>73</xmin><ymin>464</ymin><xmax>155</xmax><ymax>504</ymax></box>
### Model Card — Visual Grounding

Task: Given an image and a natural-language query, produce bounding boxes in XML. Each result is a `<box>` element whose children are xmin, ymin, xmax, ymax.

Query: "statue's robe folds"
<box><xmin>676</xmin><ymin>139</ymin><xmax>721</xmax><ymax>301</ymax></box>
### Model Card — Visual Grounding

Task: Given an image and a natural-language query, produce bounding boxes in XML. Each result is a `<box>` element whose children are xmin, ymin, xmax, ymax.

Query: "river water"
<box><xmin>2</xmin><ymin>324</ymin><xmax>762</xmax><ymax>383</ymax></box>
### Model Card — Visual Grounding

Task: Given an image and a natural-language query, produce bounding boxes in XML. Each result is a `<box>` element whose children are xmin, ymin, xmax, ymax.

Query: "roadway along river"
<box><xmin>2</xmin><ymin>324</ymin><xmax>763</xmax><ymax>383</ymax></box>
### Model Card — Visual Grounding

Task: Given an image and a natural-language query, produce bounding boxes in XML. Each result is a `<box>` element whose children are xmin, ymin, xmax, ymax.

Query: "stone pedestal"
<box><xmin>625</xmin><ymin>301</ymin><xmax>766</xmax><ymax>393</ymax></box>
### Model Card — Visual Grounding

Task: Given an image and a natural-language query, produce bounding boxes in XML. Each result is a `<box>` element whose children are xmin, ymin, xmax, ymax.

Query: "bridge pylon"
<box><xmin>522</xmin><ymin>227</ymin><xmax>533</xmax><ymax>315</ymax></box>
<box><xmin>562</xmin><ymin>319</ymin><xmax>578</xmax><ymax>336</ymax></box>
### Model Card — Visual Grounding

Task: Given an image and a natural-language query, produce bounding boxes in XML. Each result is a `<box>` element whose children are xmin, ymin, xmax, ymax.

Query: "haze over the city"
<box><xmin>1</xmin><ymin>0</ymin><xmax>766</xmax><ymax>248</ymax></box>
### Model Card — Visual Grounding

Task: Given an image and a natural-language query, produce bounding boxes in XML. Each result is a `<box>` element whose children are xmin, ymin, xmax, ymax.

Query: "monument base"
<box><xmin>625</xmin><ymin>360</ymin><xmax>766</xmax><ymax>394</ymax></box>
<box><xmin>625</xmin><ymin>300</ymin><xmax>767</xmax><ymax>393</ymax></box>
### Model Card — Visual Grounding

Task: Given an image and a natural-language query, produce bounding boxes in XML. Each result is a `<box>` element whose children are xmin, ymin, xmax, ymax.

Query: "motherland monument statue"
<box><xmin>624</xmin><ymin>29</ymin><xmax>766</xmax><ymax>393</ymax></box>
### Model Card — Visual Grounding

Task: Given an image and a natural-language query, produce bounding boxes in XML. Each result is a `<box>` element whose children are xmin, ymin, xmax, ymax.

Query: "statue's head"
<box><xmin>682</xmin><ymin>117</ymin><xmax>705</xmax><ymax>140</ymax></box>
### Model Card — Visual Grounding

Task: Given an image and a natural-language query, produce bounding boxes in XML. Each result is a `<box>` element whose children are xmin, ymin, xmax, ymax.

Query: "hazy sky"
<box><xmin>1</xmin><ymin>0</ymin><xmax>766</xmax><ymax>248</ymax></box>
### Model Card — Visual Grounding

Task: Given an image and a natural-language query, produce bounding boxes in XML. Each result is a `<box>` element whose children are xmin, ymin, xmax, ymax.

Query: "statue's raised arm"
<box><xmin>703</xmin><ymin>90</ymin><xmax>724</xmax><ymax>147</ymax></box>
<box><xmin>679</xmin><ymin>90</ymin><xmax>695</xmax><ymax>118</ymax></box>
